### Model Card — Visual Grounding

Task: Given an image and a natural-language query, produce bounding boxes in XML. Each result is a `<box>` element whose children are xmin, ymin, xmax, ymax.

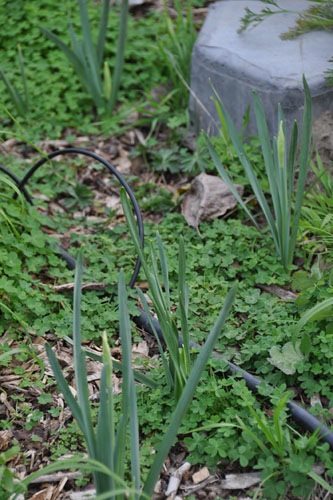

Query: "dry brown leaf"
<box><xmin>132</xmin><ymin>341</ymin><xmax>149</xmax><ymax>358</ymax></box>
<box><xmin>113</xmin><ymin>146</ymin><xmax>132</xmax><ymax>174</ymax></box>
<box><xmin>29</xmin><ymin>487</ymin><xmax>53</xmax><ymax>500</ymax></box>
<box><xmin>0</xmin><ymin>429</ymin><xmax>13</xmax><ymax>451</ymax></box>
<box><xmin>134</xmin><ymin>128</ymin><xmax>147</xmax><ymax>147</ymax></box>
<box><xmin>181</xmin><ymin>173</ymin><xmax>243</xmax><ymax>229</ymax></box>
<box><xmin>103</xmin><ymin>194</ymin><xmax>121</xmax><ymax>211</ymax></box>
<box><xmin>136</xmin><ymin>281</ymin><xmax>149</xmax><ymax>291</ymax></box>
<box><xmin>54</xmin><ymin>349</ymin><xmax>74</xmax><ymax>370</ymax></box>
<box><xmin>86</xmin><ymin>359</ymin><xmax>102</xmax><ymax>379</ymax></box>
<box><xmin>111</xmin><ymin>374</ymin><xmax>122</xmax><ymax>395</ymax></box>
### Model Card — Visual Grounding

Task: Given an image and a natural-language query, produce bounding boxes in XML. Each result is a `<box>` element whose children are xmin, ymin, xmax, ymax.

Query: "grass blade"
<box><xmin>78</xmin><ymin>0</ymin><xmax>102</xmax><ymax>100</ymax></box>
<box><xmin>307</xmin><ymin>470</ymin><xmax>333</xmax><ymax>494</ymax></box>
<box><xmin>156</xmin><ymin>232</ymin><xmax>170</xmax><ymax>310</ymax></box>
<box><xmin>272</xmin><ymin>394</ymin><xmax>290</xmax><ymax>455</ymax></box>
<box><xmin>252</xmin><ymin>93</ymin><xmax>282</xmax><ymax>252</ymax></box>
<box><xmin>210</xmin><ymin>93</ymin><xmax>278</xmax><ymax>239</ymax></box>
<box><xmin>103</xmin><ymin>61</ymin><xmax>112</xmax><ymax>101</ymax></box>
<box><xmin>149</xmin><ymin>272</ymin><xmax>181</xmax><ymax>368</ymax></box>
<box><xmin>17</xmin><ymin>45</ymin><xmax>28</xmax><ymax>110</ymax></box>
<box><xmin>136</xmin><ymin>288</ymin><xmax>174</xmax><ymax>389</ymax></box>
<box><xmin>118</xmin><ymin>272</ymin><xmax>141</xmax><ymax>497</ymax></box>
<box><xmin>63</xmin><ymin>336</ymin><xmax>157</xmax><ymax>389</ymax></box>
<box><xmin>253</xmin><ymin>93</ymin><xmax>280</xmax><ymax>222</ymax></box>
<box><xmin>114</xmin><ymin>413</ymin><xmax>127</xmax><ymax>500</ymax></box>
<box><xmin>96</xmin><ymin>333</ymin><xmax>115</xmax><ymax>493</ymax></box>
<box><xmin>217</xmin><ymin>98</ymin><xmax>274</xmax><ymax>232</ymax></box>
<box><xmin>245</xmin><ymin>405</ymin><xmax>279</xmax><ymax>451</ymax></box>
<box><xmin>107</xmin><ymin>0</ymin><xmax>129</xmax><ymax>113</ymax></box>
<box><xmin>121</xmin><ymin>189</ymin><xmax>181</xmax><ymax>384</ymax></box>
<box><xmin>205</xmin><ymin>134</ymin><xmax>258</xmax><ymax>228</ymax></box>
<box><xmin>46</xmin><ymin>344</ymin><xmax>85</xmax><ymax>430</ymax></box>
<box><xmin>210</xmin><ymin>87</ymin><xmax>232</xmax><ymax>148</ymax></box>
<box><xmin>178</xmin><ymin>236</ymin><xmax>190</xmax><ymax>374</ymax></box>
<box><xmin>290</xmin><ymin>75</ymin><xmax>312</xmax><ymax>262</ymax></box>
<box><xmin>20</xmin><ymin>456</ymin><xmax>139</xmax><ymax>496</ymax></box>
<box><xmin>97</xmin><ymin>0</ymin><xmax>110</xmax><ymax>68</ymax></box>
<box><xmin>68</xmin><ymin>17</ymin><xmax>84</xmax><ymax>61</ymax></box>
<box><xmin>296</xmin><ymin>297</ymin><xmax>333</xmax><ymax>331</ymax></box>
<box><xmin>236</xmin><ymin>415</ymin><xmax>271</xmax><ymax>456</ymax></box>
<box><xmin>287</xmin><ymin>120</ymin><xmax>298</xmax><ymax>200</ymax></box>
<box><xmin>73</xmin><ymin>253</ymin><xmax>97</xmax><ymax>459</ymax></box>
<box><xmin>39</xmin><ymin>27</ymin><xmax>88</xmax><ymax>89</ymax></box>
<box><xmin>0</xmin><ymin>69</ymin><xmax>25</xmax><ymax>116</ymax></box>
<box><xmin>275</xmin><ymin>119</ymin><xmax>290</xmax><ymax>266</ymax></box>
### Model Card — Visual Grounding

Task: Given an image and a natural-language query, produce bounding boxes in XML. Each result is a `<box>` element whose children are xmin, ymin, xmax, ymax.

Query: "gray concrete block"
<box><xmin>190</xmin><ymin>0</ymin><xmax>333</xmax><ymax>137</ymax></box>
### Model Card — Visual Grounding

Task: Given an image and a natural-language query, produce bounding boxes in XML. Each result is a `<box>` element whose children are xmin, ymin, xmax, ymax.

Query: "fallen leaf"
<box><xmin>30</xmin><ymin>487</ymin><xmax>54</xmax><ymax>500</ymax></box>
<box><xmin>111</xmin><ymin>374</ymin><xmax>122</xmax><ymax>395</ymax></box>
<box><xmin>0</xmin><ymin>429</ymin><xmax>13</xmax><ymax>451</ymax></box>
<box><xmin>132</xmin><ymin>341</ymin><xmax>149</xmax><ymax>358</ymax></box>
<box><xmin>104</xmin><ymin>194</ymin><xmax>122</xmax><ymax>211</ymax></box>
<box><xmin>113</xmin><ymin>146</ymin><xmax>132</xmax><ymax>174</ymax></box>
<box><xmin>268</xmin><ymin>341</ymin><xmax>304</xmax><ymax>375</ymax></box>
<box><xmin>181</xmin><ymin>173</ymin><xmax>243</xmax><ymax>229</ymax></box>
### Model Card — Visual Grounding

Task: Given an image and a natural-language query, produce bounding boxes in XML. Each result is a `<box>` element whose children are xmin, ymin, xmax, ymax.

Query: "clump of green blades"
<box><xmin>40</xmin><ymin>0</ymin><xmax>128</xmax><ymax>115</ymax></box>
<box><xmin>206</xmin><ymin>76</ymin><xmax>312</xmax><ymax>272</ymax></box>
<box><xmin>121</xmin><ymin>189</ymin><xmax>237</xmax><ymax>402</ymax></box>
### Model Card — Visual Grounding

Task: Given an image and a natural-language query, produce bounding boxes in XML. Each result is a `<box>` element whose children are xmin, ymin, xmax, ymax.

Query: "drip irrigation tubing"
<box><xmin>1</xmin><ymin>147</ymin><xmax>333</xmax><ymax>451</ymax></box>
<box><xmin>5</xmin><ymin>147</ymin><xmax>144</xmax><ymax>289</ymax></box>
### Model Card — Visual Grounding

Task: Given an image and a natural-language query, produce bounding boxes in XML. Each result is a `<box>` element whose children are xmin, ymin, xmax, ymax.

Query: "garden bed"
<box><xmin>0</xmin><ymin>1</ymin><xmax>332</xmax><ymax>499</ymax></box>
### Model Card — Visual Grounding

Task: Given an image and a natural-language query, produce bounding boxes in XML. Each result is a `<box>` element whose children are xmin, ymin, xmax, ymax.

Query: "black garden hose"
<box><xmin>1</xmin><ymin>148</ymin><xmax>333</xmax><ymax>451</ymax></box>
<box><xmin>4</xmin><ymin>147</ymin><xmax>144</xmax><ymax>289</ymax></box>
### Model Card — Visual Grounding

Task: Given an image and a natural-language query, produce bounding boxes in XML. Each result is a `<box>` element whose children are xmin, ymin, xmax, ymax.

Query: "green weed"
<box><xmin>0</xmin><ymin>45</ymin><xmax>29</xmax><ymax>117</ymax></box>
<box><xmin>0</xmin><ymin>446</ymin><xmax>27</xmax><ymax>498</ymax></box>
<box><xmin>40</xmin><ymin>0</ymin><xmax>128</xmax><ymax>116</ymax></box>
<box><xmin>0</xmin><ymin>2</ymin><xmax>170</xmax><ymax>137</ymax></box>
<box><xmin>122</xmin><ymin>188</ymin><xmax>236</xmax><ymax>400</ymax></box>
<box><xmin>206</xmin><ymin>77</ymin><xmax>312</xmax><ymax>272</ymax></box>
<box><xmin>236</xmin><ymin>393</ymin><xmax>333</xmax><ymax>499</ymax></box>
<box><xmin>300</xmin><ymin>155</ymin><xmax>333</xmax><ymax>262</ymax></box>
<box><xmin>158</xmin><ymin>0</ymin><xmax>197</xmax><ymax>110</ymax></box>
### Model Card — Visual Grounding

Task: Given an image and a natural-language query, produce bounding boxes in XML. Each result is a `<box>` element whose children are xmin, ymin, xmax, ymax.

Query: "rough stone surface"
<box><xmin>190</xmin><ymin>0</ymin><xmax>333</xmax><ymax>137</ymax></box>
<box><xmin>313</xmin><ymin>111</ymin><xmax>333</xmax><ymax>171</ymax></box>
